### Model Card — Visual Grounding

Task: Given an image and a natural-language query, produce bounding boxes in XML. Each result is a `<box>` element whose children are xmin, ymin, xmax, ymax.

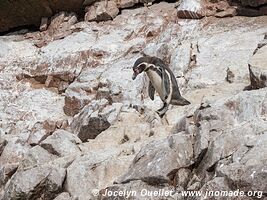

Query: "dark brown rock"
<box><xmin>117</xmin><ymin>0</ymin><xmax>139</xmax><ymax>8</ymax></box>
<box><xmin>239</xmin><ymin>0</ymin><xmax>267</xmax><ymax>7</ymax></box>
<box><xmin>0</xmin><ymin>0</ymin><xmax>84</xmax><ymax>32</ymax></box>
<box><xmin>260</xmin><ymin>5</ymin><xmax>267</xmax><ymax>15</ymax></box>
<box><xmin>63</xmin><ymin>95</ymin><xmax>84</xmax><ymax>116</ymax></box>
<box><xmin>236</xmin><ymin>7</ymin><xmax>264</xmax><ymax>16</ymax></box>
<box><xmin>75</xmin><ymin>117</ymin><xmax>111</xmax><ymax>142</ymax></box>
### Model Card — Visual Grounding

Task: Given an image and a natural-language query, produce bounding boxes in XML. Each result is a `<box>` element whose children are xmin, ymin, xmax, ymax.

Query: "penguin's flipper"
<box><xmin>148</xmin><ymin>81</ymin><xmax>155</xmax><ymax>101</ymax></box>
<box><xmin>161</xmin><ymin>69</ymin><xmax>170</xmax><ymax>100</ymax></box>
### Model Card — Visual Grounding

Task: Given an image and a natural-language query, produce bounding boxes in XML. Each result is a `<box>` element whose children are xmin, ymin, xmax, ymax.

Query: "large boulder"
<box><xmin>189</xmin><ymin>89</ymin><xmax>267</xmax><ymax>193</ymax></box>
<box><xmin>245</xmin><ymin>45</ymin><xmax>267</xmax><ymax>90</ymax></box>
<box><xmin>0</xmin><ymin>138</ymin><xmax>30</xmax><ymax>166</ymax></box>
<box><xmin>2</xmin><ymin>165</ymin><xmax>66</xmax><ymax>200</ymax></box>
<box><xmin>216</xmin><ymin>134</ymin><xmax>267</xmax><ymax>193</ymax></box>
<box><xmin>65</xmin><ymin>148</ymin><xmax>134</xmax><ymax>200</ymax></box>
<box><xmin>117</xmin><ymin>133</ymin><xmax>193</xmax><ymax>185</ymax></box>
<box><xmin>85</xmin><ymin>1</ymin><xmax>120</xmax><ymax>22</ymax></box>
<box><xmin>20</xmin><ymin>145</ymin><xmax>58</xmax><ymax>169</ymax></box>
<box><xmin>177</xmin><ymin>0</ymin><xmax>236</xmax><ymax>19</ymax></box>
<box><xmin>70</xmin><ymin>100</ymin><xmax>112</xmax><ymax>142</ymax></box>
<box><xmin>177</xmin><ymin>0</ymin><xmax>209</xmax><ymax>19</ymax></box>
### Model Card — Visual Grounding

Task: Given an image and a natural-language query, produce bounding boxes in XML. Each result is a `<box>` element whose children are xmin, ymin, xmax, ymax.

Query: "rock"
<box><xmin>85</xmin><ymin>1</ymin><xmax>119</xmax><ymax>22</ymax></box>
<box><xmin>216</xmin><ymin>134</ymin><xmax>267</xmax><ymax>193</ymax></box>
<box><xmin>63</xmin><ymin>68</ymin><xmax>108</xmax><ymax>116</ymax></box>
<box><xmin>40</xmin><ymin>129</ymin><xmax>82</xmax><ymax>157</ymax></box>
<box><xmin>63</xmin><ymin>94</ymin><xmax>90</xmax><ymax>117</ymax></box>
<box><xmin>76</xmin><ymin>116</ymin><xmax>111</xmax><ymax>142</ymax></box>
<box><xmin>177</xmin><ymin>0</ymin><xmax>207</xmax><ymax>19</ymax></box>
<box><xmin>231</xmin><ymin>0</ymin><xmax>267</xmax><ymax>16</ymax></box>
<box><xmin>117</xmin><ymin>0</ymin><xmax>139</xmax><ymax>8</ymax></box>
<box><xmin>176</xmin><ymin>0</ymin><xmax>233</xmax><ymax>19</ymax></box>
<box><xmin>0</xmin><ymin>137</ymin><xmax>7</xmax><ymax>155</ymax></box>
<box><xmin>236</xmin><ymin>7</ymin><xmax>264</xmax><ymax>17</ymax></box>
<box><xmin>3</xmin><ymin>165</ymin><xmax>66</xmax><ymax>200</ymax></box>
<box><xmin>177</xmin><ymin>0</ymin><xmax>238</xmax><ymax>19</ymax></box>
<box><xmin>195</xmin><ymin>177</ymin><xmax>230</xmax><ymax>200</ymax></box>
<box><xmin>260</xmin><ymin>5</ymin><xmax>267</xmax><ymax>15</ymax></box>
<box><xmin>185</xmin><ymin>18</ymin><xmax>266</xmax><ymax>88</ymax></box>
<box><xmin>1</xmin><ymin>4</ymin><xmax>267</xmax><ymax>200</ymax></box>
<box><xmin>28</xmin><ymin>130</ymin><xmax>48</xmax><ymax>146</ymax></box>
<box><xmin>27</xmin><ymin>121</ymin><xmax>57</xmax><ymax>145</ymax></box>
<box><xmin>139</xmin><ymin>0</ymin><xmax>156</xmax><ymax>5</ymax></box>
<box><xmin>118</xmin><ymin>133</ymin><xmax>193</xmax><ymax>185</ymax></box>
<box><xmin>53</xmin><ymin>192</ymin><xmax>72</xmax><ymax>200</ymax></box>
<box><xmin>189</xmin><ymin>88</ymin><xmax>267</xmax><ymax>191</ymax></box>
<box><xmin>225</xmin><ymin>67</ymin><xmax>235</xmax><ymax>83</ymax></box>
<box><xmin>70</xmin><ymin>101</ymin><xmax>111</xmax><ymax>142</ymax></box>
<box><xmin>0</xmin><ymin>0</ymin><xmax>84</xmax><ymax>32</ymax></box>
<box><xmin>40</xmin><ymin>17</ymin><xmax>49</xmax><ymax>32</ymax></box>
<box><xmin>83</xmin><ymin>0</ymin><xmax>96</xmax><ymax>6</ymax></box>
<box><xmin>28</xmin><ymin>12</ymin><xmax>78</xmax><ymax>48</ymax></box>
<box><xmin>215</xmin><ymin>7</ymin><xmax>237</xmax><ymax>18</ymax></box>
<box><xmin>240</xmin><ymin>0</ymin><xmax>267</xmax><ymax>7</ymax></box>
<box><xmin>65</xmin><ymin>148</ymin><xmax>133</xmax><ymax>200</ymax></box>
<box><xmin>0</xmin><ymin>164</ymin><xmax>18</xmax><ymax>187</ymax></box>
<box><xmin>0</xmin><ymin>138</ymin><xmax>30</xmax><ymax>166</ymax></box>
<box><xmin>99</xmin><ymin>103</ymin><xmax>123</xmax><ymax>124</ymax></box>
<box><xmin>20</xmin><ymin>145</ymin><xmax>58</xmax><ymax>169</ymax></box>
<box><xmin>187</xmin><ymin>181</ymin><xmax>201</xmax><ymax>191</ymax></box>
<box><xmin>174</xmin><ymin>168</ymin><xmax>192</xmax><ymax>189</ymax></box>
<box><xmin>245</xmin><ymin>45</ymin><xmax>267</xmax><ymax>90</ymax></box>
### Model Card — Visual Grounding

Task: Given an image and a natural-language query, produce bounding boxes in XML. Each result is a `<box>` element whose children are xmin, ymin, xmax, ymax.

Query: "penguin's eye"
<box><xmin>138</xmin><ymin>64</ymin><xmax>146</xmax><ymax>71</ymax></box>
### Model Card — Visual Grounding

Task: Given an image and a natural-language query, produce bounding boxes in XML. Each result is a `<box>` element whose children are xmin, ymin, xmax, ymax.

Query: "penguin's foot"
<box><xmin>157</xmin><ymin>102</ymin><xmax>169</xmax><ymax>118</ymax></box>
<box><xmin>156</xmin><ymin>110</ymin><xmax>166</xmax><ymax>118</ymax></box>
<box><xmin>157</xmin><ymin>102</ymin><xmax>168</xmax><ymax>118</ymax></box>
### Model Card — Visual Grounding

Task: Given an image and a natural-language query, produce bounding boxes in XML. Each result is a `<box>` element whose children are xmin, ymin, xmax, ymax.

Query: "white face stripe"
<box><xmin>137</xmin><ymin>62</ymin><xmax>163</xmax><ymax>72</ymax></box>
<box><xmin>137</xmin><ymin>62</ymin><xmax>149</xmax><ymax>70</ymax></box>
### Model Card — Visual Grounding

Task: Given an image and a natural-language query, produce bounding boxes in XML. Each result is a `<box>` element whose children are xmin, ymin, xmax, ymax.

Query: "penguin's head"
<box><xmin>132</xmin><ymin>57</ymin><xmax>150</xmax><ymax>80</ymax></box>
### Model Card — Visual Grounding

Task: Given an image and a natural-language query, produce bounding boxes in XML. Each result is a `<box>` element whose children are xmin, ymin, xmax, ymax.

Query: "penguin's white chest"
<box><xmin>146</xmin><ymin>69</ymin><xmax>165</xmax><ymax>99</ymax></box>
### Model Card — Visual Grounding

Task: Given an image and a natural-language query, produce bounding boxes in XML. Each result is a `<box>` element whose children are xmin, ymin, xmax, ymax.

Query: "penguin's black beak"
<box><xmin>132</xmin><ymin>68</ymin><xmax>139</xmax><ymax>80</ymax></box>
<box><xmin>132</xmin><ymin>73</ymin><xmax>137</xmax><ymax>80</ymax></box>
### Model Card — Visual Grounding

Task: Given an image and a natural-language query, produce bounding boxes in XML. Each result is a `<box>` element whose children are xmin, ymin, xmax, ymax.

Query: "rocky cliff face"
<box><xmin>0</xmin><ymin>1</ymin><xmax>267</xmax><ymax>200</ymax></box>
<box><xmin>1</xmin><ymin>0</ymin><xmax>267</xmax><ymax>32</ymax></box>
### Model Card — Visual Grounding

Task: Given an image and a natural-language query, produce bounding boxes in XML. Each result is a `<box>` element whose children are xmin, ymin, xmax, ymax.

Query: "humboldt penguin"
<box><xmin>132</xmin><ymin>56</ymin><xmax>190</xmax><ymax>117</ymax></box>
